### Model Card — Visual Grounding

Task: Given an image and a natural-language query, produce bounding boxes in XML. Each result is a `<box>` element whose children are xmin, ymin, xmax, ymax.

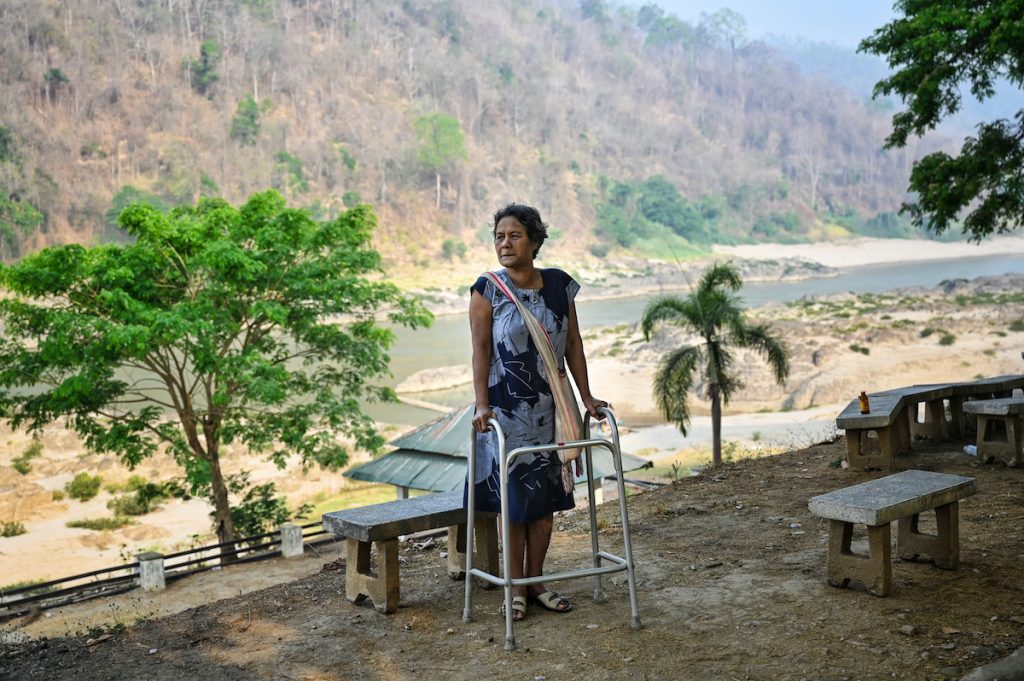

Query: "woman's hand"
<box><xmin>473</xmin><ymin>405</ymin><xmax>496</xmax><ymax>433</ymax></box>
<box><xmin>582</xmin><ymin>395</ymin><xmax>609</xmax><ymax>420</ymax></box>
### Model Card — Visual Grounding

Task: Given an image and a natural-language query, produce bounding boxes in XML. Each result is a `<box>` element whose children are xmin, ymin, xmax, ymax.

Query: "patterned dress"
<box><xmin>465</xmin><ymin>268</ymin><xmax>580</xmax><ymax>524</ymax></box>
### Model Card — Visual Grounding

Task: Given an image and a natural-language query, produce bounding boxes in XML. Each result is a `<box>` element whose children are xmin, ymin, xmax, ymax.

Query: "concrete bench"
<box><xmin>963</xmin><ymin>398</ymin><xmax>1024</xmax><ymax>466</ymax></box>
<box><xmin>808</xmin><ymin>469</ymin><xmax>976</xmax><ymax>596</ymax></box>
<box><xmin>836</xmin><ymin>375</ymin><xmax>1024</xmax><ymax>470</ymax></box>
<box><xmin>322</xmin><ymin>490</ymin><xmax>497</xmax><ymax>613</ymax></box>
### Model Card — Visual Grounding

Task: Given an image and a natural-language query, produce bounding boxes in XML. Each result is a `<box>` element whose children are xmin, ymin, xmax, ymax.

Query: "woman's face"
<box><xmin>494</xmin><ymin>216</ymin><xmax>535</xmax><ymax>268</ymax></box>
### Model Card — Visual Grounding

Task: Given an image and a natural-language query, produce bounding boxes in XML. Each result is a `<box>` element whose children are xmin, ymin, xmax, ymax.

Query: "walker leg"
<box><xmin>585</xmin><ymin>449</ymin><xmax>606</xmax><ymax>603</ymax></box>
<box><xmin>612</xmin><ymin>436</ymin><xmax>642</xmax><ymax>630</ymax></box>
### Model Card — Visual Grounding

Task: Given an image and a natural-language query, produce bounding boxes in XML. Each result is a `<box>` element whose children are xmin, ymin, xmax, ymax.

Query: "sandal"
<box><xmin>499</xmin><ymin>595</ymin><xmax>527</xmax><ymax>621</ymax></box>
<box><xmin>530</xmin><ymin>590</ymin><xmax>573</xmax><ymax>613</ymax></box>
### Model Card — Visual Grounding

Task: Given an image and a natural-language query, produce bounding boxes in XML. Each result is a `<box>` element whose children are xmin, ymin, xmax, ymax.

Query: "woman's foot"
<box><xmin>500</xmin><ymin>595</ymin><xmax>528</xmax><ymax>621</ymax></box>
<box><xmin>528</xmin><ymin>589</ymin><xmax>573</xmax><ymax>613</ymax></box>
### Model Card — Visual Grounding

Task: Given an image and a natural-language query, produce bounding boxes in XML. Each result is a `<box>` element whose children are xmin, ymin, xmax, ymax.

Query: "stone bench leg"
<box><xmin>345</xmin><ymin>537</ymin><xmax>399</xmax><ymax>614</ymax></box>
<box><xmin>976</xmin><ymin>414</ymin><xmax>1023</xmax><ymax>466</ymax></box>
<box><xmin>897</xmin><ymin>501</ymin><xmax>960</xmax><ymax>569</ymax></box>
<box><xmin>947</xmin><ymin>397</ymin><xmax>966</xmax><ymax>439</ymax></box>
<box><xmin>447</xmin><ymin>517</ymin><xmax>499</xmax><ymax>587</ymax></box>
<box><xmin>909</xmin><ymin>399</ymin><xmax>947</xmax><ymax>441</ymax></box>
<box><xmin>846</xmin><ymin>427</ymin><xmax>898</xmax><ymax>471</ymax></box>
<box><xmin>826</xmin><ymin>519</ymin><xmax>892</xmax><ymax>597</ymax></box>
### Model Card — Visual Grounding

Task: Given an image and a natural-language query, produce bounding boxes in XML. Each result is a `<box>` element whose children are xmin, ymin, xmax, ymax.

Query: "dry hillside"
<box><xmin>0</xmin><ymin>0</ymin><xmax>945</xmax><ymax>265</ymax></box>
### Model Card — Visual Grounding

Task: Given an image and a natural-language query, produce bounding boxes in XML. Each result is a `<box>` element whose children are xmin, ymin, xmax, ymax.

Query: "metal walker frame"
<box><xmin>462</xmin><ymin>406</ymin><xmax>641</xmax><ymax>650</ymax></box>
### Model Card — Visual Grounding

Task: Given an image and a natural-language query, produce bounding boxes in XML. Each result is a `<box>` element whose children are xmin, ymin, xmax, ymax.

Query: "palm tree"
<box><xmin>641</xmin><ymin>262</ymin><xmax>790</xmax><ymax>467</ymax></box>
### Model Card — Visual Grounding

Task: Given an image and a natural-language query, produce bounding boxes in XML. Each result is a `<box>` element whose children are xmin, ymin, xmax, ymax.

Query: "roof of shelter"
<box><xmin>344</xmin><ymin>404</ymin><xmax>652</xmax><ymax>493</ymax></box>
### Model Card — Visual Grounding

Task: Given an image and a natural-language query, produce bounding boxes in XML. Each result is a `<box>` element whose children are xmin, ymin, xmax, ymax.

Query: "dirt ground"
<box><xmin>3</xmin><ymin>437</ymin><xmax>1024</xmax><ymax>681</ymax></box>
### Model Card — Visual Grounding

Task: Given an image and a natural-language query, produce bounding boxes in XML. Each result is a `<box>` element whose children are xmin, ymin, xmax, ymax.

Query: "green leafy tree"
<box><xmin>413</xmin><ymin>113</ymin><xmax>467</xmax><ymax>208</ymax></box>
<box><xmin>0</xmin><ymin>191</ymin><xmax>431</xmax><ymax>559</ymax></box>
<box><xmin>230</xmin><ymin>95</ymin><xmax>266</xmax><ymax>145</ymax></box>
<box><xmin>187</xmin><ymin>39</ymin><xmax>221</xmax><ymax>97</ymax></box>
<box><xmin>273</xmin><ymin>151</ymin><xmax>309</xmax><ymax>197</ymax></box>
<box><xmin>860</xmin><ymin>2</ymin><xmax>1024</xmax><ymax>240</ymax></box>
<box><xmin>641</xmin><ymin>262</ymin><xmax>789</xmax><ymax>467</ymax></box>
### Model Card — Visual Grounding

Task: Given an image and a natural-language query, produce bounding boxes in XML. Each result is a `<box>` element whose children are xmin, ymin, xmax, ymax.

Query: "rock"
<box><xmin>960</xmin><ymin>646</ymin><xmax>1024</xmax><ymax>681</ymax></box>
<box><xmin>395</xmin><ymin>365</ymin><xmax>472</xmax><ymax>393</ymax></box>
<box><xmin>898</xmin><ymin>625</ymin><xmax>916</xmax><ymax>636</ymax></box>
<box><xmin>966</xmin><ymin>646</ymin><xmax>999</xmax><ymax>660</ymax></box>
<box><xmin>936</xmin><ymin>667</ymin><xmax>960</xmax><ymax>679</ymax></box>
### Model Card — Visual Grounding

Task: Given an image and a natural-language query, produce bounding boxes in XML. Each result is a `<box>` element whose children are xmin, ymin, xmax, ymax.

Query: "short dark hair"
<box><xmin>492</xmin><ymin>203</ymin><xmax>548</xmax><ymax>259</ymax></box>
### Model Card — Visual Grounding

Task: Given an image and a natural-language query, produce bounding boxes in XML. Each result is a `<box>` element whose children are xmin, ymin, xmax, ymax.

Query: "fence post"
<box><xmin>279</xmin><ymin>524</ymin><xmax>304</xmax><ymax>558</ymax></box>
<box><xmin>136</xmin><ymin>552</ymin><xmax>166</xmax><ymax>591</ymax></box>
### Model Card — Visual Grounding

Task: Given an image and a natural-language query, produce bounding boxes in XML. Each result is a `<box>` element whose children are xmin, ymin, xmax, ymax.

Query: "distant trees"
<box><xmin>861</xmin><ymin>1</ymin><xmax>1024</xmax><ymax>240</ymax></box>
<box><xmin>0</xmin><ymin>126</ymin><xmax>44</xmax><ymax>259</ymax></box>
<box><xmin>594</xmin><ymin>176</ymin><xmax>717</xmax><ymax>250</ymax></box>
<box><xmin>414</xmin><ymin>113</ymin><xmax>466</xmax><ymax>209</ymax></box>
<box><xmin>230</xmin><ymin>95</ymin><xmax>269</xmax><ymax>145</ymax></box>
<box><xmin>187</xmin><ymin>39</ymin><xmax>221</xmax><ymax>97</ymax></box>
<box><xmin>641</xmin><ymin>262</ymin><xmax>789</xmax><ymax>466</ymax></box>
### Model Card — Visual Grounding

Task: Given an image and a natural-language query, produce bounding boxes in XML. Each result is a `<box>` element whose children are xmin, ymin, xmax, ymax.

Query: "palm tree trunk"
<box><xmin>710</xmin><ymin>382</ymin><xmax>722</xmax><ymax>467</ymax></box>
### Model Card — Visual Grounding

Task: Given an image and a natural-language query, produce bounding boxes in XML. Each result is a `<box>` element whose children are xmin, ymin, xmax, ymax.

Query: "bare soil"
<box><xmin>3</xmin><ymin>438</ymin><xmax>1024</xmax><ymax>681</ymax></box>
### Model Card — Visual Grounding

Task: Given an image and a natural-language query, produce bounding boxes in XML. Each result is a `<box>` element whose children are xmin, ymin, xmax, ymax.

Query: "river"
<box><xmin>367</xmin><ymin>252</ymin><xmax>1024</xmax><ymax>426</ymax></box>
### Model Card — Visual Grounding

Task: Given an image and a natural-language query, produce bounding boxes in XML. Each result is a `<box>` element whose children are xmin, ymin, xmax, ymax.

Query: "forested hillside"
<box><xmin>0</xmin><ymin>0</ymin><xmax>945</xmax><ymax>266</ymax></box>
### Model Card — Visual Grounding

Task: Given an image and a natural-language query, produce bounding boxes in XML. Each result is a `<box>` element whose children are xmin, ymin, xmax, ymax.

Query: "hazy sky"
<box><xmin>653</xmin><ymin>0</ymin><xmax>897</xmax><ymax>48</ymax></box>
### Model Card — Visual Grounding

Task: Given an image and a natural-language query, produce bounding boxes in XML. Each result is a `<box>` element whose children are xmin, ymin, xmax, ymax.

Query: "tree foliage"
<box><xmin>641</xmin><ymin>262</ymin><xmax>789</xmax><ymax>466</ymax></box>
<box><xmin>414</xmin><ymin>112</ymin><xmax>467</xmax><ymax>172</ymax></box>
<box><xmin>229</xmin><ymin>95</ymin><xmax>266</xmax><ymax>145</ymax></box>
<box><xmin>0</xmin><ymin>190</ymin><xmax>431</xmax><ymax>555</ymax></box>
<box><xmin>860</xmin><ymin>1</ymin><xmax>1024</xmax><ymax>240</ymax></box>
<box><xmin>595</xmin><ymin>176</ymin><xmax>718</xmax><ymax>249</ymax></box>
<box><xmin>188</xmin><ymin>39</ymin><xmax>221</xmax><ymax>97</ymax></box>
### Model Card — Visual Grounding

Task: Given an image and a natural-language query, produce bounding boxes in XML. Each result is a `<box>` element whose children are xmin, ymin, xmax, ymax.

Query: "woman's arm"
<box><xmin>564</xmin><ymin>301</ymin><xmax>607</xmax><ymax>419</ymax></box>
<box><xmin>469</xmin><ymin>289</ymin><xmax>495</xmax><ymax>432</ymax></box>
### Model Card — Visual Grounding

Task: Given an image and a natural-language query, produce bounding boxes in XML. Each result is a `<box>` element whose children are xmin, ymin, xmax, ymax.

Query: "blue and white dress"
<box><xmin>466</xmin><ymin>268</ymin><xmax>580</xmax><ymax>524</ymax></box>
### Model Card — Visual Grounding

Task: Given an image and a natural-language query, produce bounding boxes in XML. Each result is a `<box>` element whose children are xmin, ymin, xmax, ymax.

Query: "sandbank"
<box><xmin>713</xmin><ymin>234</ymin><xmax>1024</xmax><ymax>269</ymax></box>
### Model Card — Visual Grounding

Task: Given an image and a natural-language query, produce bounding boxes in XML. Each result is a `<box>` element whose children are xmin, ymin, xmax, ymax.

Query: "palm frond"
<box><xmin>653</xmin><ymin>344</ymin><xmax>703</xmax><ymax>435</ymax></box>
<box><xmin>727</xmin><ymin>322</ymin><xmax>791</xmax><ymax>385</ymax></box>
<box><xmin>697</xmin><ymin>261</ymin><xmax>743</xmax><ymax>297</ymax></box>
<box><xmin>641</xmin><ymin>295</ymin><xmax>699</xmax><ymax>339</ymax></box>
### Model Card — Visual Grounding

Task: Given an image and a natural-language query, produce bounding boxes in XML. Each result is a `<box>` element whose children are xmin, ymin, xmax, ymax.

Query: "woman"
<box><xmin>468</xmin><ymin>203</ymin><xmax>606</xmax><ymax>622</ymax></box>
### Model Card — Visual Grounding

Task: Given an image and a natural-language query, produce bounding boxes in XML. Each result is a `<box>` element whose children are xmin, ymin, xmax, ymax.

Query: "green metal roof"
<box><xmin>344</xmin><ymin>404</ymin><xmax>652</xmax><ymax>493</ymax></box>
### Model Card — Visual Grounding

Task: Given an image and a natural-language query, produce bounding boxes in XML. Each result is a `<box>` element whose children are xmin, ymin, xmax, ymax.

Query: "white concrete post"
<box><xmin>396</xmin><ymin>486</ymin><xmax>409</xmax><ymax>500</ymax></box>
<box><xmin>136</xmin><ymin>552</ymin><xmax>165</xmax><ymax>592</ymax></box>
<box><xmin>279</xmin><ymin>523</ymin><xmax>304</xmax><ymax>558</ymax></box>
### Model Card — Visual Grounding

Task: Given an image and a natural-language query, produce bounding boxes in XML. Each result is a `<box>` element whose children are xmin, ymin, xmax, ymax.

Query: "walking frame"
<box><xmin>462</xmin><ymin>406</ymin><xmax>642</xmax><ymax>651</ymax></box>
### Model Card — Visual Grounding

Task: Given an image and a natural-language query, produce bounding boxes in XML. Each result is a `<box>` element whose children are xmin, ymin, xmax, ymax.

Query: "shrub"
<box><xmin>107</xmin><ymin>482</ymin><xmax>170</xmax><ymax>516</ymax></box>
<box><xmin>441</xmin><ymin>239</ymin><xmax>467</xmax><ymax>261</ymax></box>
<box><xmin>66</xmin><ymin>517</ymin><xmax>132</xmax><ymax>531</ymax></box>
<box><xmin>939</xmin><ymin>333</ymin><xmax>956</xmax><ymax>346</ymax></box>
<box><xmin>104</xmin><ymin>475</ymin><xmax>148</xmax><ymax>494</ymax></box>
<box><xmin>0</xmin><ymin>578</ymin><xmax>53</xmax><ymax>596</ymax></box>
<box><xmin>919</xmin><ymin>327</ymin><xmax>937</xmax><ymax>338</ymax></box>
<box><xmin>11</xmin><ymin>438</ymin><xmax>42</xmax><ymax>475</ymax></box>
<box><xmin>52</xmin><ymin>490</ymin><xmax>65</xmax><ymax>501</ymax></box>
<box><xmin>1</xmin><ymin>521</ymin><xmax>26</xmax><ymax>537</ymax></box>
<box><xmin>1010</xmin><ymin>319</ymin><xmax>1024</xmax><ymax>332</ymax></box>
<box><xmin>65</xmin><ymin>472</ymin><xmax>102</xmax><ymax>501</ymax></box>
<box><xmin>849</xmin><ymin>344</ymin><xmax>870</xmax><ymax>355</ymax></box>
<box><xmin>222</xmin><ymin>481</ymin><xmax>309</xmax><ymax>547</ymax></box>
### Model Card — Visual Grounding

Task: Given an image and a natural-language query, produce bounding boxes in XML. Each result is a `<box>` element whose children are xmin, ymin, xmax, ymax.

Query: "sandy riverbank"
<box><xmin>713</xmin><ymin>234</ymin><xmax>1024</xmax><ymax>268</ymax></box>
